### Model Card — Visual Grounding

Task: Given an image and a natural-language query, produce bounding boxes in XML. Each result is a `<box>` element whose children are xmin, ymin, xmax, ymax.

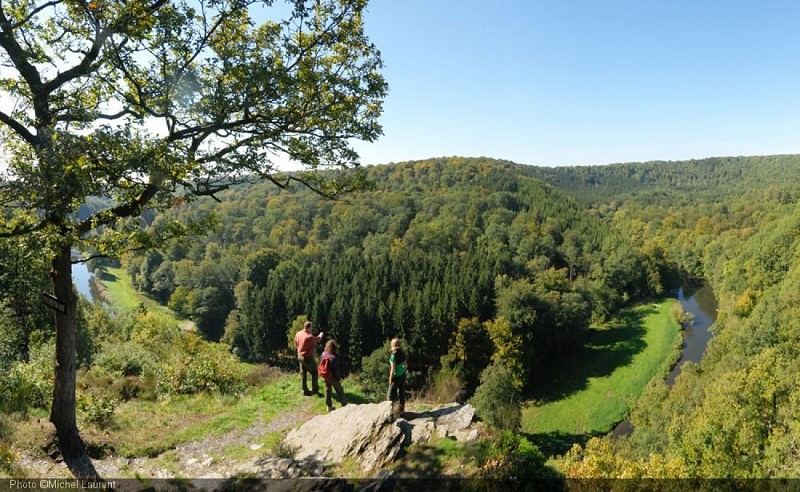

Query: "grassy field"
<box><xmin>522</xmin><ymin>299</ymin><xmax>681</xmax><ymax>444</ymax></box>
<box><xmin>97</xmin><ymin>267</ymin><xmax>191</xmax><ymax>327</ymax></box>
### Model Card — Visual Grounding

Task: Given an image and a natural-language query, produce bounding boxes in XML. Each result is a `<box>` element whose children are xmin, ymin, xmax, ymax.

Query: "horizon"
<box><xmin>354</xmin><ymin>151</ymin><xmax>800</xmax><ymax>169</ymax></box>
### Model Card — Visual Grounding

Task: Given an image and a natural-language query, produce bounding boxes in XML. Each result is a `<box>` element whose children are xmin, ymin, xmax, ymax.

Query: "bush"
<box><xmin>670</xmin><ymin>301</ymin><xmax>693</xmax><ymax>327</ymax></box>
<box><xmin>0</xmin><ymin>340</ymin><xmax>54</xmax><ymax>413</ymax></box>
<box><xmin>130</xmin><ymin>311</ymin><xmax>181</xmax><ymax>357</ymax></box>
<box><xmin>155</xmin><ymin>333</ymin><xmax>246</xmax><ymax>396</ymax></box>
<box><xmin>0</xmin><ymin>441</ymin><xmax>20</xmax><ymax>476</ymax></box>
<box><xmin>358</xmin><ymin>340</ymin><xmax>393</xmax><ymax>402</ymax></box>
<box><xmin>479</xmin><ymin>430</ymin><xmax>560</xmax><ymax>481</ymax></box>
<box><xmin>92</xmin><ymin>341</ymin><xmax>157</xmax><ymax>378</ymax></box>
<box><xmin>469</xmin><ymin>361</ymin><xmax>521</xmax><ymax>431</ymax></box>
<box><xmin>77</xmin><ymin>392</ymin><xmax>117</xmax><ymax>429</ymax></box>
<box><xmin>243</xmin><ymin>364</ymin><xmax>282</xmax><ymax>387</ymax></box>
<box><xmin>109</xmin><ymin>376</ymin><xmax>156</xmax><ymax>401</ymax></box>
<box><xmin>421</xmin><ymin>365</ymin><xmax>465</xmax><ymax>404</ymax></box>
<box><xmin>0</xmin><ymin>304</ymin><xmax>24</xmax><ymax>369</ymax></box>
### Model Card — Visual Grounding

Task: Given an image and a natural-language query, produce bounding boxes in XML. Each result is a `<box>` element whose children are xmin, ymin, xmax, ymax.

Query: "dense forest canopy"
<box><xmin>5</xmin><ymin>153</ymin><xmax>800</xmax><ymax>477</ymax></box>
<box><xmin>116</xmin><ymin>158</ymin><xmax>667</xmax><ymax>389</ymax></box>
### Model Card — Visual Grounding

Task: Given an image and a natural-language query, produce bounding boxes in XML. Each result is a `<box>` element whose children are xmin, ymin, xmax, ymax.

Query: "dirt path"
<box><xmin>15</xmin><ymin>403</ymin><xmax>318</xmax><ymax>479</ymax></box>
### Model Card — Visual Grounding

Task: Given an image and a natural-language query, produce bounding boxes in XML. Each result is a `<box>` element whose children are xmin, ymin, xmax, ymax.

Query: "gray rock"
<box><xmin>453</xmin><ymin>428</ymin><xmax>479</xmax><ymax>443</ymax></box>
<box><xmin>431</xmin><ymin>403</ymin><xmax>476</xmax><ymax>435</ymax></box>
<box><xmin>291</xmin><ymin>402</ymin><xmax>402</xmax><ymax>469</ymax></box>
<box><xmin>284</xmin><ymin>401</ymin><xmax>404</xmax><ymax>472</ymax></box>
<box><xmin>265</xmin><ymin>401</ymin><xmax>481</xmax><ymax>475</ymax></box>
<box><xmin>404</xmin><ymin>417</ymin><xmax>437</xmax><ymax>444</ymax></box>
<box><xmin>236</xmin><ymin>457</ymin><xmax>307</xmax><ymax>479</ymax></box>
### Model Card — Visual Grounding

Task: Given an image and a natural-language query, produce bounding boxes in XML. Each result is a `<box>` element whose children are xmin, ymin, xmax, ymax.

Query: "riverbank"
<box><xmin>522</xmin><ymin>298</ymin><xmax>682</xmax><ymax>448</ymax></box>
<box><xmin>94</xmin><ymin>266</ymin><xmax>195</xmax><ymax>330</ymax></box>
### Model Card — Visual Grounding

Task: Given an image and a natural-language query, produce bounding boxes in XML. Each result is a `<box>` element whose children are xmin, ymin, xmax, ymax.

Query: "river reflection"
<box><xmin>72</xmin><ymin>259</ymin><xmax>94</xmax><ymax>301</ymax></box>
<box><xmin>665</xmin><ymin>281</ymin><xmax>718</xmax><ymax>385</ymax></box>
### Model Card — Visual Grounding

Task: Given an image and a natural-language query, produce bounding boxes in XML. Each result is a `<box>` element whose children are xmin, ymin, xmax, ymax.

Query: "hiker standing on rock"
<box><xmin>319</xmin><ymin>340</ymin><xmax>347</xmax><ymax>412</ymax></box>
<box><xmin>295</xmin><ymin>320</ymin><xmax>324</xmax><ymax>396</ymax></box>
<box><xmin>387</xmin><ymin>338</ymin><xmax>407</xmax><ymax>418</ymax></box>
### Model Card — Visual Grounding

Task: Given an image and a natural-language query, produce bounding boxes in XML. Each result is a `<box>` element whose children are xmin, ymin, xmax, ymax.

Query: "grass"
<box><xmin>522</xmin><ymin>299</ymin><xmax>681</xmax><ymax>442</ymax></box>
<box><xmin>387</xmin><ymin>437</ymin><xmax>486</xmax><ymax>478</ymax></box>
<box><xmin>109</xmin><ymin>375</ymin><xmax>308</xmax><ymax>457</ymax></box>
<box><xmin>98</xmin><ymin>266</ymin><xmax>180</xmax><ymax>320</ymax></box>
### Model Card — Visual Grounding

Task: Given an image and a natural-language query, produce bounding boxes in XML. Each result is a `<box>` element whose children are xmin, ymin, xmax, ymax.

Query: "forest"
<box><xmin>4</xmin><ymin>153</ymin><xmax>800</xmax><ymax>478</ymax></box>
<box><xmin>117</xmin><ymin>158</ymin><xmax>670</xmax><ymax>387</ymax></box>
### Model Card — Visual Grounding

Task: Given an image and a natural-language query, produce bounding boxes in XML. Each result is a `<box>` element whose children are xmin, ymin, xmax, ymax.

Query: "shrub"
<box><xmin>130</xmin><ymin>311</ymin><xmax>181</xmax><ymax>357</ymax></box>
<box><xmin>469</xmin><ymin>361</ymin><xmax>521</xmax><ymax>431</ymax></box>
<box><xmin>0</xmin><ymin>441</ymin><xmax>20</xmax><ymax>476</ymax></box>
<box><xmin>479</xmin><ymin>430</ymin><xmax>560</xmax><ymax>481</ymax></box>
<box><xmin>243</xmin><ymin>364</ymin><xmax>282</xmax><ymax>387</ymax></box>
<box><xmin>109</xmin><ymin>376</ymin><xmax>156</xmax><ymax>401</ymax></box>
<box><xmin>0</xmin><ymin>304</ymin><xmax>24</xmax><ymax>369</ymax></box>
<box><xmin>92</xmin><ymin>341</ymin><xmax>157</xmax><ymax>378</ymax></box>
<box><xmin>0</xmin><ymin>340</ymin><xmax>54</xmax><ymax>413</ymax></box>
<box><xmin>155</xmin><ymin>333</ymin><xmax>246</xmax><ymax>396</ymax></box>
<box><xmin>358</xmin><ymin>340</ymin><xmax>393</xmax><ymax>402</ymax></box>
<box><xmin>670</xmin><ymin>302</ymin><xmax>693</xmax><ymax>327</ymax></box>
<box><xmin>421</xmin><ymin>365</ymin><xmax>465</xmax><ymax>404</ymax></box>
<box><xmin>77</xmin><ymin>392</ymin><xmax>117</xmax><ymax>429</ymax></box>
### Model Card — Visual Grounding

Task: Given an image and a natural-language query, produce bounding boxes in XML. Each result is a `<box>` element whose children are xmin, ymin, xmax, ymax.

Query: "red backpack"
<box><xmin>318</xmin><ymin>353</ymin><xmax>334</xmax><ymax>380</ymax></box>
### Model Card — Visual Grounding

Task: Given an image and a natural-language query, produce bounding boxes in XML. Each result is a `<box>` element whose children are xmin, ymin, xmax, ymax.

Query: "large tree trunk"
<box><xmin>48</xmin><ymin>244</ymin><xmax>84</xmax><ymax>457</ymax></box>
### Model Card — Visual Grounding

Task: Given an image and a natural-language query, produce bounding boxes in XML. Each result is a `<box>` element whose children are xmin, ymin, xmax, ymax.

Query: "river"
<box><xmin>664</xmin><ymin>281</ymin><xmax>718</xmax><ymax>385</ymax></box>
<box><xmin>72</xmin><ymin>257</ymin><xmax>94</xmax><ymax>301</ymax></box>
<box><xmin>611</xmin><ymin>280</ymin><xmax>718</xmax><ymax>437</ymax></box>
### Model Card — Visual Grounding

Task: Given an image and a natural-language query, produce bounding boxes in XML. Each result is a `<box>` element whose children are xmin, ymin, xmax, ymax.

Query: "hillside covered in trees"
<box><xmin>133</xmin><ymin>153</ymin><xmax>800</xmax><ymax>476</ymax></box>
<box><xmin>120</xmin><ymin>158</ymin><xmax>671</xmax><ymax>392</ymax></box>
<box><xmin>538</xmin><ymin>154</ymin><xmax>800</xmax><ymax>477</ymax></box>
<box><xmin>4</xmin><ymin>154</ymin><xmax>800</xmax><ymax>478</ymax></box>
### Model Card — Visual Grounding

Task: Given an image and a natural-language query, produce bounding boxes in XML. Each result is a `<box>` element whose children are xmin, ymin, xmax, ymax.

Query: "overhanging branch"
<box><xmin>0</xmin><ymin>110</ymin><xmax>37</xmax><ymax>146</ymax></box>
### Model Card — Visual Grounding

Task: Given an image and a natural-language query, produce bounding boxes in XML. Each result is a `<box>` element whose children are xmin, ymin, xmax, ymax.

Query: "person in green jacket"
<box><xmin>387</xmin><ymin>338</ymin><xmax>407</xmax><ymax>418</ymax></box>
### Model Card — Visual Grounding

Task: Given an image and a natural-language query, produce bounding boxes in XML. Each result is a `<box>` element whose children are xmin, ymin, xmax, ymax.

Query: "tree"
<box><xmin>469</xmin><ymin>360</ymin><xmax>521</xmax><ymax>431</ymax></box>
<box><xmin>0</xmin><ymin>0</ymin><xmax>385</xmax><ymax>465</ymax></box>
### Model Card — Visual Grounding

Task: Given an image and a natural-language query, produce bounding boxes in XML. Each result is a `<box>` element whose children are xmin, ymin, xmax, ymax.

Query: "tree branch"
<box><xmin>76</xmin><ymin>182</ymin><xmax>160</xmax><ymax>236</ymax></box>
<box><xmin>55</xmin><ymin>108</ymin><xmax>139</xmax><ymax>123</ymax></box>
<box><xmin>9</xmin><ymin>0</ymin><xmax>62</xmax><ymax>30</ymax></box>
<box><xmin>0</xmin><ymin>8</ymin><xmax>44</xmax><ymax>92</ymax></box>
<box><xmin>0</xmin><ymin>109</ymin><xmax>37</xmax><ymax>146</ymax></box>
<box><xmin>0</xmin><ymin>218</ymin><xmax>50</xmax><ymax>238</ymax></box>
<box><xmin>43</xmin><ymin>0</ymin><xmax>169</xmax><ymax>95</ymax></box>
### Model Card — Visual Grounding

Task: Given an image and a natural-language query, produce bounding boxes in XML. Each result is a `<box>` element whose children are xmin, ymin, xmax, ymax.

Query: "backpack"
<box><xmin>318</xmin><ymin>353</ymin><xmax>334</xmax><ymax>380</ymax></box>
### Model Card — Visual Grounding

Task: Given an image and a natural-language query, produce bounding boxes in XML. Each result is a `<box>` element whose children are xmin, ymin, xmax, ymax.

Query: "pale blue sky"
<box><xmin>350</xmin><ymin>0</ymin><xmax>800</xmax><ymax>167</ymax></box>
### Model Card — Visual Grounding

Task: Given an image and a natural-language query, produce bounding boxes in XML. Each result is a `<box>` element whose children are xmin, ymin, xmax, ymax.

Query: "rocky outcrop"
<box><xmin>281</xmin><ymin>401</ymin><xmax>480</xmax><ymax>473</ymax></box>
<box><xmin>284</xmin><ymin>401</ymin><xmax>403</xmax><ymax>472</ymax></box>
<box><xmin>400</xmin><ymin>403</ymin><xmax>478</xmax><ymax>444</ymax></box>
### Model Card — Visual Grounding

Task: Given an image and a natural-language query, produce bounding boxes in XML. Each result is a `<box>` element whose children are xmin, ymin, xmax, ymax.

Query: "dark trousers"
<box><xmin>388</xmin><ymin>375</ymin><xmax>406</xmax><ymax>407</ymax></box>
<box><xmin>299</xmin><ymin>355</ymin><xmax>318</xmax><ymax>394</ymax></box>
<box><xmin>324</xmin><ymin>378</ymin><xmax>347</xmax><ymax>409</ymax></box>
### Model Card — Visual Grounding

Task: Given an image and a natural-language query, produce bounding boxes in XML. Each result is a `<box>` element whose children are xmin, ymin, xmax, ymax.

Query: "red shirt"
<box><xmin>295</xmin><ymin>329</ymin><xmax>322</xmax><ymax>357</ymax></box>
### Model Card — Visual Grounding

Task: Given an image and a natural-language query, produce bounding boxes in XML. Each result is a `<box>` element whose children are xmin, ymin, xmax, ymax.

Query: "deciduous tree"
<box><xmin>0</xmin><ymin>0</ymin><xmax>385</xmax><ymax>465</ymax></box>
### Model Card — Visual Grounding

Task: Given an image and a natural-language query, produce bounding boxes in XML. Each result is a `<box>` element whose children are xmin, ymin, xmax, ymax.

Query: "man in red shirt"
<box><xmin>294</xmin><ymin>320</ymin><xmax>324</xmax><ymax>396</ymax></box>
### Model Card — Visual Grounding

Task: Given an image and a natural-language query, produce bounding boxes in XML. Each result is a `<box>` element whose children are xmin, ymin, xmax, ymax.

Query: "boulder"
<box><xmin>284</xmin><ymin>401</ymin><xmax>404</xmax><ymax>472</ymax></box>
<box><xmin>278</xmin><ymin>402</ymin><xmax>480</xmax><ymax>474</ymax></box>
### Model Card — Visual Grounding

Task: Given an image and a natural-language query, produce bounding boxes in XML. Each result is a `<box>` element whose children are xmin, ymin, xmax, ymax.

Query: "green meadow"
<box><xmin>522</xmin><ymin>299</ymin><xmax>681</xmax><ymax>447</ymax></box>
